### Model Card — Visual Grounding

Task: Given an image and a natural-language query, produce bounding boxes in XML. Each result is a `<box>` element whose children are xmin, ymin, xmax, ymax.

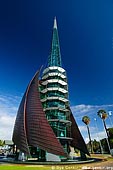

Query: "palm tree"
<box><xmin>97</xmin><ymin>109</ymin><xmax>108</xmax><ymax>119</ymax></box>
<box><xmin>82</xmin><ymin>116</ymin><xmax>93</xmax><ymax>153</ymax></box>
<box><xmin>97</xmin><ymin>109</ymin><xmax>108</xmax><ymax>136</ymax></box>
<box><xmin>97</xmin><ymin>109</ymin><xmax>111</xmax><ymax>153</ymax></box>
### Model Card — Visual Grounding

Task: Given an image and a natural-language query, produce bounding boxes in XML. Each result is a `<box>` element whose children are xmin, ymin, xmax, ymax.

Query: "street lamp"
<box><xmin>108</xmin><ymin>111</ymin><xmax>113</xmax><ymax>127</ymax></box>
<box><xmin>94</xmin><ymin>118</ymin><xmax>104</xmax><ymax>154</ymax></box>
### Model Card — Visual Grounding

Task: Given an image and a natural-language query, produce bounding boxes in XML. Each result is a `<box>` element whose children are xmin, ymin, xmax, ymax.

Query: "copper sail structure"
<box><xmin>12</xmin><ymin>93</ymin><xmax>30</xmax><ymax>155</ymax></box>
<box><xmin>69</xmin><ymin>108</ymin><xmax>90</xmax><ymax>156</ymax></box>
<box><xmin>12</xmin><ymin>70</ymin><xmax>67</xmax><ymax>157</ymax></box>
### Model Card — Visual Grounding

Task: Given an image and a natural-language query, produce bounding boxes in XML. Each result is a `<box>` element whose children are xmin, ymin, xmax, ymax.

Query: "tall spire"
<box><xmin>48</xmin><ymin>17</ymin><xmax>62</xmax><ymax>67</ymax></box>
<box><xmin>53</xmin><ymin>17</ymin><xmax>57</xmax><ymax>29</ymax></box>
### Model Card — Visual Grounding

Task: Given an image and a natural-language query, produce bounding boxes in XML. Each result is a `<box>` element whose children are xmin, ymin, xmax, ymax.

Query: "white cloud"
<box><xmin>73</xmin><ymin>103</ymin><xmax>113</xmax><ymax>144</ymax></box>
<box><xmin>71</xmin><ymin>104</ymin><xmax>113</xmax><ymax>118</ymax></box>
<box><xmin>79</xmin><ymin>125</ymin><xmax>96</xmax><ymax>133</ymax></box>
<box><xmin>0</xmin><ymin>114</ymin><xmax>16</xmax><ymax>140</ymax></box>
<box><xmin>78</xmin><ymin>125</ymin><xmax>87</xmax><ymax>132</ymax></box>
<box><xmin>91</xmin><ymin>131</ymin><xmax>106</xmax><ymax>141</ymax></box>
<box><xmin>79</xmin><ymin>126</ymin><xmax>106</xmax><ymax>143</ymax></box>
<box><xmin>78</xmin><ymin>122</ymin><xmax>107</xmax><ymax>144</ymax></box>
<box><xmin>0</xmin><ymin>93</ymin><xmax>113</xmax><ymax>143</ymax></box>
<box><xmin>71</xmin><ymin>104</ymin><xmax>93</xmax><ymax>114</ymax></box>
<box><xmin>0</xmin><ymin>94</ymin><xmax>21</xmax><ymax>140</ymax></box>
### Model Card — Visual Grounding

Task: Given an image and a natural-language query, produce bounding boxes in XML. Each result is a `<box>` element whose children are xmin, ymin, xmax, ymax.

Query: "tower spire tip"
<box><xmin>54</xmin><ymin>16</ymin><xmax>57</xmax><ymax>29</ymax></box>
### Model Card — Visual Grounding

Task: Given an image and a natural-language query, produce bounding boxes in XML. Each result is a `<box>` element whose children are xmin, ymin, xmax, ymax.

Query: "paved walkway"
<box><xmin>80</xmin><ymin>154</ymin><xmax>113</xmax><ymax>170</ymax></box>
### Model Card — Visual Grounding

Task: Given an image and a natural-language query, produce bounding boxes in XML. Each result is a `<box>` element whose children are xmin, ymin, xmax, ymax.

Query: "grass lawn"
<box><xmin>0</xmin><ymin>165</ymin><xmax>50</xmax><ymax>170</ymax></box>
<box><xmin>0</xmin><ymin>164</ymin><xmax>83</xmax><ymax>170</ymax></box>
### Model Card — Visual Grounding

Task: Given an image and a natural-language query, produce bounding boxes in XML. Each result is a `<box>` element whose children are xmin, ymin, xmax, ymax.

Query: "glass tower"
<box><xmin>40</xmin><ymin>17</ymin><xmax>72</xmax><ymax>154</ymax></box>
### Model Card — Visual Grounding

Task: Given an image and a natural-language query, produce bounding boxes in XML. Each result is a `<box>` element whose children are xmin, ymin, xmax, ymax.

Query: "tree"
<box><xmin>0</xmin><ymin>140</ymin><xmax>4</xmax><ymax>146</ymax></box>
<box><xmin>92</xmin><ymin>139</ymin><xmax>100</xmax><ymax>153</ymax></box>
<box><xmin>82</xmin><ymin>116</ymin><xmax>93</xmax><ymax>153</ymax></box>
<box><xmin>108</xmin><ymin>128</ymin><xmax>113</xmax><ymax>138</ymax></box>
<box><xmin>101</xmin><ymin>138</ymin><xmax>109</xmax><ymax>153</ymax></box>
<box><xmin>108</xmin><ymin>128</ymin><xmax>113</xmax><ymax>149</ymax></box>
<box><xmin>97</xmin><ymin>109</ymin><xmax>111</xmax><ymax>153</ymax></box>
<box><xmin>97</xmin><ymin>109</ymin><xmax>108</xmax><ymax>120</ymax></box>
<box><xmin>82</xmin><ymin>116</ymin><xmax>90</xmax><ymax>126</ymax></box>
<box><xmin>97</xmin><ymin>110</ymin><xmax>108</xmax><ymax>135</ymax></box>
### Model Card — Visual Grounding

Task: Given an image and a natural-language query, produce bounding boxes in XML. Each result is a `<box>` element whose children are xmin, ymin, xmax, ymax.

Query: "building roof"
<box><xmin>4</xmin><ymin>140</ymin><xmax>14</xmax><ymax>145</ymax></box>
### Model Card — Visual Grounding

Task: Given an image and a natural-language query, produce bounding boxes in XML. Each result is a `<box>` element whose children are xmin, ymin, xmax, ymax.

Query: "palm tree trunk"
<box><xmin>87</xmin><ymin>125</ymin><xmax>93</xmax><ymax>154</ymax></box>
<box><xmin>103</xmin><ymin>119</ymin><xmax>109</xmax><ymax>137</ymax></box>
<box><xmin>102</xmin><ymin>119</ymin><xmax>111</xmax><ymax>153</ymax></box>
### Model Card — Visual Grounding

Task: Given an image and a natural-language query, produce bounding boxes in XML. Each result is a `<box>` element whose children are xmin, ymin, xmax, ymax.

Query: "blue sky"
<box><xmin>0</xmin><ymin>0</ymin><xmax>113</xmax><ymax>143</ymax></box>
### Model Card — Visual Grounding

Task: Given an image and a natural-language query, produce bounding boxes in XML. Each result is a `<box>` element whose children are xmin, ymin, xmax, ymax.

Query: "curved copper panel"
<box><xmin>70</xmin><ymin>109</ymin><xmax>90</xmax><ymax>156</ymax></box>
<box><xmin>25</xmin><ymin>71</ymin><xmax>67</xmax><ymax>157</ymax></box>
<box><xmin>13</xmin><ymin>70</ymin><xmax>67</xmax><ymax>157</ymax></box>
<box><xmin>12</xmin><ymin>93</ymin><xmax>30</xmax><ymax>155</ymax></box>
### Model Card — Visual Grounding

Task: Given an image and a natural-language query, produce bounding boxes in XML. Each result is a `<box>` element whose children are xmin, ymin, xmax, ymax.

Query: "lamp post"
<box><xmin>94</xmin><ymin>118</ymin><xmax>104</xmax><ymax>154</ymax></box>
<box><xmin>108</xmin><ymin>111</ymin><xmax>113</xmax><ymax>127</ymax></box>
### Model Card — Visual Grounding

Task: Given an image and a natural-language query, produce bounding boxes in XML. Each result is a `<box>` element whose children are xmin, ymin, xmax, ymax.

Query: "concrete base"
<box><xmin>46</xmin><ymin>153</ymin><xmax>61</xmax><ymax>162</ymax></box>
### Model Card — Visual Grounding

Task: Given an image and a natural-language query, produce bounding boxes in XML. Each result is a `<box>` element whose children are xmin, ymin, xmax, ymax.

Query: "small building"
<box><xmin>3</xmin><ymin>140</ymin><xmax>14</xmax><ymax>147</ymax></box>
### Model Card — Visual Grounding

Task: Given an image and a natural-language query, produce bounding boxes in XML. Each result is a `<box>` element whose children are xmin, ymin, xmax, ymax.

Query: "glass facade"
<box><xmin>40</xmin><ymin>64</ymin><xmax>71</xmax><ymax>154</ymax></box>
<box><xmin>39</xmin><ymin>18</ymin><xmax>72</xmax><ymax>156</ymax></box>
